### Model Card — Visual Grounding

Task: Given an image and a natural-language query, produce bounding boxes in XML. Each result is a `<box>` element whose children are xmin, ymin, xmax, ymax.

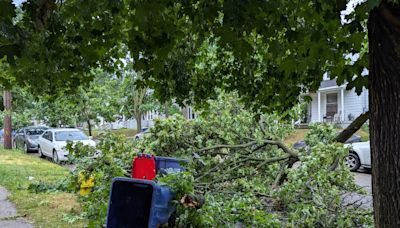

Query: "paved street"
<box><xmin>354</xmin><ymin>170</ymin><xmax>372</xmax><ymax>193</ymax></box>
<box><xmin>349</xmin><ymin>169</ymin><xmax>373</xmax><ymax>208</ymax></box>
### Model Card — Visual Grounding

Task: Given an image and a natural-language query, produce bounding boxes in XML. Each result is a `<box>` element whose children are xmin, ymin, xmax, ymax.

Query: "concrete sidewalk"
<box><xmin>0</xmin><ymin>186</ymin><xmax>34</xmax><ymax>228</ymax></box>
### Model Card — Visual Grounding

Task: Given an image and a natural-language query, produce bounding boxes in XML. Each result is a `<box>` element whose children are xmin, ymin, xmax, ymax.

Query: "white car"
<box><xmin>344</xmin><ymin>141</ymin><xmax>371</xmax><ymax>171</ymax></box>
<box><xmin>38</xmin><ymin>128</ymin><xmax>96</xmax><ymax>163</ymax></box>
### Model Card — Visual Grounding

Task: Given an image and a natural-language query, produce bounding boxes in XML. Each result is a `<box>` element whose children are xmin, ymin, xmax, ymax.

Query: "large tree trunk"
<box><xmin>368</xmin><ymin>2</ymin><xmax>400</xmax><ymax>227</ymax></box>
<box><xmin>164</xmin><ymin>101</ymin><xmax>170</xmax><ymax>118</ymax></box>
<box><xmin>3</xmin><ymin>90</ymin><xmax>12</xmax><ymax>149</ymax></box>
<box><xmin>135</xmin><ymin>112</ymin><xmax>142</xmax><ymax>131</ymax></box>
<box><xmin>181</xmin><ymin>106</ymin><xmax>188</xmax><ymax>119</ymax></box>
<box><xmin>87</xmin><ymin>119</ymin><xmax>92</xmax><ymax>136</ymax></box>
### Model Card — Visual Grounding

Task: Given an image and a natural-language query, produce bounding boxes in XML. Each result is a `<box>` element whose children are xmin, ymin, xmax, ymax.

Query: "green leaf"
<box><xmin>368</xmin><ymin>0</ymin><xmax>381</xmax><ymax>10</ymax></box>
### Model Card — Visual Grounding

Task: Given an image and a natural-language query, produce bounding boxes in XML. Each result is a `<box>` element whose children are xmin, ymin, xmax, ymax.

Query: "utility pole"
<box><xmin>3</xmin><ymin>90</ymin><xmax>12</xmax><ymax>149</ymax></box>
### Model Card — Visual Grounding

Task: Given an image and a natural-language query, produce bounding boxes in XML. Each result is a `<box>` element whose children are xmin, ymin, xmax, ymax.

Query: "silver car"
<box><xmin>13</xmin><ymin>126</ymin><xmax>48</xmax><ymax>152</ymax></box>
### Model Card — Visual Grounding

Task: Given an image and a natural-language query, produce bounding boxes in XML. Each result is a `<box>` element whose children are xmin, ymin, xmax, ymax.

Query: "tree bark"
<box><xmin>87</xmin><ymin>119</ymin><xmax>92</xmax><ymax>136</ymax></box>
<box><xmin>335</xmin><ymin>111</ymin><xmax>369</xmax><ymax>143</ymax></box>
<box><xmin>135</xmin><ymin>112</ymin><xmax>142</xmax><ymax>131</ymax></box>
<box><xmin>3</xmin><ymin>90</ymin><xmax>12</xmax><ymax>149</ymax></box>
<box><xmin>181</xmin><ymin>106</ymin><xmax>188</xmax><ymax>119</ymax></box>
<box><xmin>368</xmin><ymin>2</ymin><xmax>400</xmax><ymax>227</ymax></box>
<box><xmin>165</xmin><ymin>101</ymin><xmax>170</xmax><ymax>118</ymax></box>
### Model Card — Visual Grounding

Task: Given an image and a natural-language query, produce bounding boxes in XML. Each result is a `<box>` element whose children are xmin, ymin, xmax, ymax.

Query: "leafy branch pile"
<box><xmin>136</xmin><ymin>93</ymin><xmax>373</xmax><ymax>227</ymax></box>
<box><xmin>66</xmin><ymin>132</ymin><xmax>138</xmax><ymax>227</ymax></box>
<box><xmin>30</xmin><ymin>93</ymin><xmax>372</xmax><ymax>227</ymax></box>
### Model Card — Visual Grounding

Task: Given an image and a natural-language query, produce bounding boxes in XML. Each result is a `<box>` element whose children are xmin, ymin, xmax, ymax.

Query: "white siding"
<box><xmin>343</xmin><ymin>88</ymin><xmax>366</xmax><ymax>121</ymax></box>
<box><xmin>363</xmin><ymin>89</ymin><xmax>369</xmax><ymax>112</ymax></box>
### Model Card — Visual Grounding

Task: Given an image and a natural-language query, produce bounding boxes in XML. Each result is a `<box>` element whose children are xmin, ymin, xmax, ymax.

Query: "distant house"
<box><xmin>97</xmin><ymin>106</ymin><xmax>197</xmax><ymax>130</ymax></box>
<box><xmin>303</xmin><ymin>78</ymin><xmax>368</xmax><ymax>126</ymax></box>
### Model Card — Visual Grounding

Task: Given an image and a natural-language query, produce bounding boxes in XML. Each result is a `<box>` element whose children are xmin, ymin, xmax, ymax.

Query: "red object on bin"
<box><xmin>131</xmin><ymin>154</ymin><xmax>156</xmax><ymax>180</ymax></box>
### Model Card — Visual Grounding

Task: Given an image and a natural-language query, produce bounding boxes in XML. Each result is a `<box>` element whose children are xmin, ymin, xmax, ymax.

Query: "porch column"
<box><xmin>317</xmin><ymin>91</ymin><xmax>321</xmax><ymax>122</ymax></box>
<box><xmin>341</xmin><ymin>88</ymin><xmax>345</xmax><ymax>121</ymax></box>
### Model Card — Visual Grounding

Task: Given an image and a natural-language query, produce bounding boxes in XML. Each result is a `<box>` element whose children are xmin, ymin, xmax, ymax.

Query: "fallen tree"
<box><xmin>29</xmin><ymin>93</ymin><xmax>371</xmax><ymax>226</ymax></box>
<box><xmin>137</xmin><ymin>93</ymin><xmax>372</xmax><ymax>227</ymax></box>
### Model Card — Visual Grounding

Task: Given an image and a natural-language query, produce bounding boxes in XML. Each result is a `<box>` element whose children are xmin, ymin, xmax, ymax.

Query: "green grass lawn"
<box><xmin>284</xmin><ymin>129</ymin><xmax>310</xmax><ymax>145</ymax></box>
<box><xmin>0</xmin><ymin>149</ymin><xmax>85</xmax><ymax>227</ymax></box>
<box><xmin>285</xmin><ymin>126</ymin><xmax>370</xmax><ymax>146</ymax></box>
<box><xmin>356</xmin><ymin>128</ymin><xmax>370</xmax><ymax>141</ymax></box>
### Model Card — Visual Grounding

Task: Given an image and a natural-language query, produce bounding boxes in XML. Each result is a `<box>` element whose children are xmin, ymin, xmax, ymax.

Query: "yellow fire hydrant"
<box><xmin>79</xmin><ymin>171</ymin><xmax>94</xmax><ymax>196</ymax></box>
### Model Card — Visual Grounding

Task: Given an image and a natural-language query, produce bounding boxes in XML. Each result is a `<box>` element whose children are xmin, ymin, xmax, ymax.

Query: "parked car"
<box><xmin>38</xmin><ymin>128</ymin><xmax>96</xmax><ymax>163</ymax></box>
<box><xmin>13</xmin><ymin>126</ymin><xmax>48</xmax><ymax>152</ymax></box>
<box><xmin>344</xmin><ymin>141</ymin><xmax>371</xmax><ymax>171</ymax></box>
<box><xmin>0</xmin><ymin>129</ymin><xmax>17</xmax><ymax>138</ymax></box>
<box><xmin>134</xmin><ymin>128</ymin><xmax>150</xmax><ymax>140</ymax></box>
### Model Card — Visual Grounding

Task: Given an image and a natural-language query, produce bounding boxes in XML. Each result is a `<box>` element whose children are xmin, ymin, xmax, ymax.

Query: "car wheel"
<box><xmin>344</xmin><ymin>152</ymin><xmax>361</xmax><ymax>172</ymax></box>
<box><xmin>38</xmin><ymin>146</ymin><xmax>45</xmax><ymax>158</ymax></box>
<box><xmin>52</xmin><ymin>150</ymin><xmax>59</xmax><ymax>164</ymax></box>
<box><xmin>24</xmin><ymin>143</ymin><xmax>29</xmax><ymax>153</ymax></box>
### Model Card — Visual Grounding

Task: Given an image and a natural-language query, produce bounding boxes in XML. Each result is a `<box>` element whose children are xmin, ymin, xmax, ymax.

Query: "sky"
<box><xmin>12</xmin><ymin>0</ymin><xmax>25</xmax><ymax>6</ymax></box>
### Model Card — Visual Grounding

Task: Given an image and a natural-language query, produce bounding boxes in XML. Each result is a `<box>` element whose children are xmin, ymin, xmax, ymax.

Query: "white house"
<box><xmin>97</xmin><ymin>106</ymin><xmax>197</xmax><ymax>130</ymax></box>
<box><xmin>303</xmin><ymin>78</ymin><xmax>368</xmax><ymax>126</ymax></box>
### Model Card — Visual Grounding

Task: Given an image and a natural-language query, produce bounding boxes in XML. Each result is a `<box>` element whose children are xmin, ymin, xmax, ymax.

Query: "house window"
<box><xmin>326</xmin><ymin>93</ymin><xmax>338</xmax><ymax>117</ymax></box>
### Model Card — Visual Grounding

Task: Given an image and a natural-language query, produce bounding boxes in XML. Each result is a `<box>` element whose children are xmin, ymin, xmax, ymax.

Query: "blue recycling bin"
<box><xmin>155</xmin><ymin>156</ymin><xmax>187</xmax><ymax>175</ymax></box>
<box><xmin>106</xmin><ymin>177</ymin><xmax>175</xmax><ymax>228</ymax></box>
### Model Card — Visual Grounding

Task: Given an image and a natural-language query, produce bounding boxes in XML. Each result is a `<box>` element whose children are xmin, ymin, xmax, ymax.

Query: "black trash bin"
<box><xmin>106</xmin><ymin>177</ymin><xmax>175</xmax><ymax>228</ymax></box>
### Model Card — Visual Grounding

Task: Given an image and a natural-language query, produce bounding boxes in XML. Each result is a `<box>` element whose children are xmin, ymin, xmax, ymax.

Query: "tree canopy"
<box><xmin>0</xmin><ymin>0</ymin><xmax>126</xmax><ymax>93</ymax></box>
<box><xmin>2</xmin><ymin>0</ymin><xmax>400</xmax><ymax>226</ymax></box>
<box><xmin>126</xmin><ymin>0</ymin><xmax>369</xmax><ymax>113</ymax></box>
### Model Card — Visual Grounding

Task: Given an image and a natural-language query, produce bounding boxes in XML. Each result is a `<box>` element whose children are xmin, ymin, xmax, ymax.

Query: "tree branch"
<box><xmin>259</xmin><ymin>116</ymin><xmax>267</xmax><ymax>135</ymax></box>
<box><xmin>204</xmin><ymin>155</ymin><xmax>290</xmax><ymax>186</ymax></box>
<box><xmin>273</xmin><ymin>160</ymin><xmax>288</xmax><ymax>187</ymax></box>
<box><xmin>196</xmin><ymin>159</ymin><xmax>245</xmax><ymax>181</ymax></box>
<box><xmin>197</xmin><ymin>139</ymin><xmax>298</xmax><ymax>159</ymax></box>
<box><xmin>262</xmin><ymin>140</ymin><xmax>298</xmax><ymax>157</ymax></box>
<box><xmin>335</xmin><ymin>111</ymin><xmax>369</xmax><ymax>143</ymax></box>
<box><xmin>330</xmin><ymin>111</ymin><xmax>370</xmax><ymax>171</ymax></box>
<box><xmin>196</xmin><ymin>141</ymin><xmax>258</xmax><ymax>153</ymax></box>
